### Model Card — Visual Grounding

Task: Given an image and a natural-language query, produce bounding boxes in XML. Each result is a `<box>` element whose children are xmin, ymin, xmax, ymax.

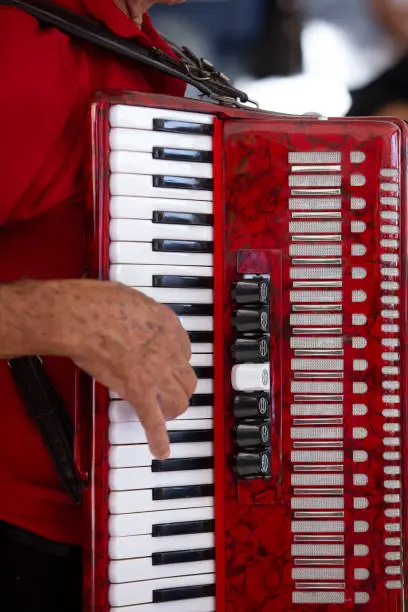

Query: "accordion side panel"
<box><xmin>83</xmin><ymin>98</ymin><xmax>112</xmax><ymax>612</ymax></box>
<box><xmin>83</xmin><ymin>92</ymin><xmax>262</xmax><ymax>612</ymax></box>
<box><xmin>213</xmin><ymin>117</ymin><xmax>228</xmax><ymax>612</ymax></box>
<box><xmin>222</xmin><ymin>118</ymin><xmax>408</xmax><ymax>611</ymax></box>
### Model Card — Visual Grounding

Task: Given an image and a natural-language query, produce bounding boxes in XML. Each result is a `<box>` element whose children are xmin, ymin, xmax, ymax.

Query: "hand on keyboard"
<box><xmin>62</xmin><ymin>279</ymin><xmax>197</xmax><ymax>459</ymax></box>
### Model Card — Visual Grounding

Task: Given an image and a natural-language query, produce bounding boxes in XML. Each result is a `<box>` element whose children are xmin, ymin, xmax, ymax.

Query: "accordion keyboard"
<box><xmin>107</xmin><ymin>105</ymin><xmax>218</xmax><ymax>611</ymax></box>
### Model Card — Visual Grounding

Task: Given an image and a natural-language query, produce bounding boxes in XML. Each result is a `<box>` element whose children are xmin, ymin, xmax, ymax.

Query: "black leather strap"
<box><xmin>0</xmin><ymin>0</ymin><xmax>250</xmax><ymax>106</ymax></box>
<box><xmin>7</xmin><ymin>357</ymin><xmax>84</xmax><ymax>504</ymax></box>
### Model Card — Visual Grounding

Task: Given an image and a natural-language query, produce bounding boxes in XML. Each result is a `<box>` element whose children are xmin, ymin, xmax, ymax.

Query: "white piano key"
<box><xmin>110</xmin><ymin>489</ymin><xmax>214</xmax><ymax>515</ymax></box>
<box><xmin>110</xmin><ymin>151</ymin><xmax>213</xmax><ymax>179</ymax></box>
<box><xmin>109</xmin><ymin>105</ymin><xmax>215</xmax><ymax>130</ymax></box>
<box><xmin>135</xmin><ymin>287</ymin><xmax>213</xmax><ymax>304</ymax></box>
<box><xmin>178</xmin><ymin>405</ymin><xmax>214</xmax><ymax>420</ymax></box>
<box><xmin>109</xmin><ymin>401</ymin><xmax>213</xmax><ymax>424</ymax></box>
<box><xmin>110</xmin><ymin>557</ymin><xmax>214</xmax><ymax>584</ymax></box>
<box><xmin>109</xmin><ymin>400</ymin><xmax>140</xmax><ymax>422</ymax></box>
<box><xmin>109</xmin><ymin>127</ymin><xmax>213</xmax><ymax>154</ymax></box>
<box><xmin>110</xmin><ymin>196</ymin><xmax>213</xmax><ymax>219</ymax></box>
<box><xmin>191</xmin><ymin>342</ymin><xmax>213</xmax><ymax>354</ymax></box>
<box><xmin>110</xmin><ymin>173</ymin><xmax>213</xmax><ymax>201</ymax></box>
<box><xmin>110</xmin><ymin>418</ymin><xmax>213</xmax><ymax>445</ymax></box>
<box><xmin>109</xmin><ymin>467</ymin><xmax>214</xmax><ymax>492</ymax></box>
<box><xmin>190</xmin><ymin>354</ymin><xmax>213</xmax><ymax>367</ymax></box>
<box><xmin>195</xmin><ymin>379</ymin><xmax>213</xmax><ymax>394</ymax></box>
<box><xmin>110</xmin><ymin>531</ymin><xmax>215</xmax><ymax>560</ymax></box>
<box><xmin>179</xmin><ymin>316</ymin><xmax>213</xmax><ymax>332</ymax></box>
<box><xmin>110</xmin><ymin>242</ymin><xmax>213</xmax><ymax>267</ymax></box>
<box><xmin>109</xmin><ymin>442</ymin><xmax>213</xmax><ymax>468</ymax></box>
<box><xmin>109</xmin><ymin>506</ymin><xmax>214</xmax><ymax>537</ymax></box>
<box><xmin>109</xmin><ymin>264</ymin><xmax>213</xmax><ymax>286</ymax></box>
<box><xmin>111</xmin><ymin>595</ymin><xmax>215</xmax><ymax>612</ymax></box>
<box><xmin>110</xmin><ymin>219</ymin><xmax>213</xmax><ymax>242</ymax></box>
<box><xmin>109</xmin><ymin>573</ymin><xmax>215</xmax><ymax>607</ymax></box>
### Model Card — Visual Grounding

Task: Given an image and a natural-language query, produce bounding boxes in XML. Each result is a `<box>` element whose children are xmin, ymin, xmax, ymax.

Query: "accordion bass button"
<box><xmin>233</xmin><ymin>422</ymin><xmax>270</xmax><ymax>449</ymax></box>
<box><xmin>232</xmin><ymin>307</ymin><xmax>270</xmax><ymax>333</ymax></box>
<box><xmin>231</xmin><ymin>363</ymin><xmax>270</xmax><ymax>392</ymax></box>
<box><xmin>232</xmin><ymin>336</ymin><xmax>270</xmax><ymax>363</ymax></box>
<box><xmin>231</xmin><ymin>278</ymin><xmax>270</xmax><ymax>305</ymax></box>
<box><xmin>233</xmin><ymin>392</ymin><xmax>271</xmax><ymax>419</ymax></box>
<box><xmin>234</xmin><ymin>450</ymin><xmax>271</xmax><ymax>479</ymax></box>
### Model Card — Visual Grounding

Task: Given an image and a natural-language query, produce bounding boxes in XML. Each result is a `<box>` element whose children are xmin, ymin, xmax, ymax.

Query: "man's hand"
<box><xmin>113</xmin><ymin>0</ymin><xmax>185</xmax><ymax>28</ymax></box>
<box><xmin>0</xmin><ymin>279</ymin><xmax>196</xmax><ymax>459</ymax></box>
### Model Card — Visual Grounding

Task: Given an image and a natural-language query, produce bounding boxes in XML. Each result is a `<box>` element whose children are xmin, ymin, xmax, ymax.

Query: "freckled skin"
<box><xmin>0</xmin><ymin>279</ymin><xmax>197</xmax><ymax>459</ymax></box>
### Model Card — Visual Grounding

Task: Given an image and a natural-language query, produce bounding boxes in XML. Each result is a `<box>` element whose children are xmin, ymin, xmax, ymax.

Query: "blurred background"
<box><xmin>150</xmin><ymin>0</ymin><xmax>408</xmax><ymax>119</ymax></box>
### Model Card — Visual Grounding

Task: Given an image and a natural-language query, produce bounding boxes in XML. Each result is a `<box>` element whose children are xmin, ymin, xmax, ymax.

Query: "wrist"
<box><xmin>0</xmin><ymin>279</ymin><xmax>73</xmax><ymax>358</ymax></box>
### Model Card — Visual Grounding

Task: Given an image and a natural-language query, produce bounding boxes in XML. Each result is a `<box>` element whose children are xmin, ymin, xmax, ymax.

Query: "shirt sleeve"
<box><xmin>0</xmin><ymin>8</ymin><xmax>83</xmax><ymax>225</ymax></box>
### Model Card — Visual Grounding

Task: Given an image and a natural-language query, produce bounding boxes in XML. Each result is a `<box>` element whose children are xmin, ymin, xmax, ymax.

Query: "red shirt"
<box><xmin>0</xmin><ymin>0</ymin><xmax>185</xmax><ymax>545</ymax></box>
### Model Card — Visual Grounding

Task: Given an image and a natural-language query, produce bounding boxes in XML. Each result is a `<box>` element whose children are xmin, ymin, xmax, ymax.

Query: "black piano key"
<box><xmin>152</xmin><ymin>547</ymin><xmax>215</xmax><ymax>566</ymax></box>
<box><xmin>153</xmin><ymin>210</ymin><xmax>213</xmax><ymax>226</ymax></box>
<box><xmin>153</xmin><ymin>147</ymin><xmax>213</xmax><ymax>164</ymax></box>
<box><xmin>152</xmin><ymin>457</ymin><xmax>214</xmax><ymax>472</ymax></box>
<box><xmin>188</xmin><ymin>331</ymin><xmax>213</xmax><ymax>343</ymax></box>
<box><xmin>153</xmin><ymin>239</ymin><xmax>213</xmax><ymax>254</ymax></box>
<box><xmin>189</xmin><ymin>393</ymin><xmax>214</xmax><ymax>406</ymax></box>
<box><xmin>153</xmin><ymin>583</ymin><xmax>216</xmax><ymax>603</ymax></box>
<box><xmin>193</xmin><ymin>366</ymin><xmax>214</xmax><ymax>379</ymax></box>
<box><xmin>153</xmin><ymin>483</ymin><xmax>214</xmax><ymax>501</ymax></box>
<box><xmin>168</xmin><ymin>429</ymin><xmax>213</xmax><ymax>444</ymax></box>
<box><xmin>167</xmin><ymin>303</ymin><xmax>213</xmax><ymax>316</ymax></box>
<box><xmin>153</xmin><ymin>275</ymin><xmax>213</xmax><ymax>289</ymax></box>
<box><xmin>152</xmin><ymin>519</ymin><xmax>215</xmax><ymax>538</ymax></box>
<box><xmin>153</xmin><ymin>119</ymin><xmax>213</xmax><ymax>136</ymax></box>
<box><xmin>153</xmin><ymin>175</ymin><xmax>213</xmax><ymax>192</ymax></box>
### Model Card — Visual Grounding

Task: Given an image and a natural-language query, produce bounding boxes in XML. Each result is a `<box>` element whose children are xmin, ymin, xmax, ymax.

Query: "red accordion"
<box><xmin>80</xmin><ymin>92</ymin><xmax>408</xmax><ymax>612</ymax></box>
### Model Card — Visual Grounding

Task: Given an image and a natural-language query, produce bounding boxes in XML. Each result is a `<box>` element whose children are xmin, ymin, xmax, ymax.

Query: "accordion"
<box><xmin>80</xmin><ymin>92</ymin><xmax>408</xmax><ymax>612</ymax></box>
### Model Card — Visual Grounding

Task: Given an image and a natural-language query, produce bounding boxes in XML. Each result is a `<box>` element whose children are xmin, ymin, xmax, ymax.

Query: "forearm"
<box><xmin>0</xmin><ymin>279</ymin><xmax>68</xmax><ymax>358</ymax></box>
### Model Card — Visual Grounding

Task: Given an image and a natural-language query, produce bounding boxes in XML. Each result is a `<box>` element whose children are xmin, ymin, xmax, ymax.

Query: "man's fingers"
<box><xmin>125</xmin><ymin>390</ymin><xmax>170</xmax><ymax>460</ymax></box>
<box><xmin>157</xmin><ymin>384</ymin><xmax>190</xmax><ymax>421</ymax></box>
<box><xmin>171</xmin><ymin>327</ymin><xmax>192</xmax><ymax>362</ymax></box>
<box><xmin>174</xmin><ymin>362</ymin><xmax>197</xmax><ymax>398</ymax></box>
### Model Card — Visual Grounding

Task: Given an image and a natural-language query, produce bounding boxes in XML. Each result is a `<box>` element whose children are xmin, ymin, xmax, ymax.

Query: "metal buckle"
<box><xmin>209</xmin><ymin>92</ymin><xmax>260</xmax><ymax>109</ymax></box>
<box><xmin>184</xmin><ymin>63</ymin><xmax>212</xmax><ymax>82</ymax></box>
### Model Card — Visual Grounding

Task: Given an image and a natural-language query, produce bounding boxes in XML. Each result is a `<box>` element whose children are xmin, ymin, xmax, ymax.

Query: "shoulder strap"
<box><xmin>7</xmin><ymin>357</ymin><xmax>84</xmax><ymax>504</ymax></box>
<box><xmin>0</xmin><ymin>0</ymin><xmax>251</xmax><ymax>106</ymax></box>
